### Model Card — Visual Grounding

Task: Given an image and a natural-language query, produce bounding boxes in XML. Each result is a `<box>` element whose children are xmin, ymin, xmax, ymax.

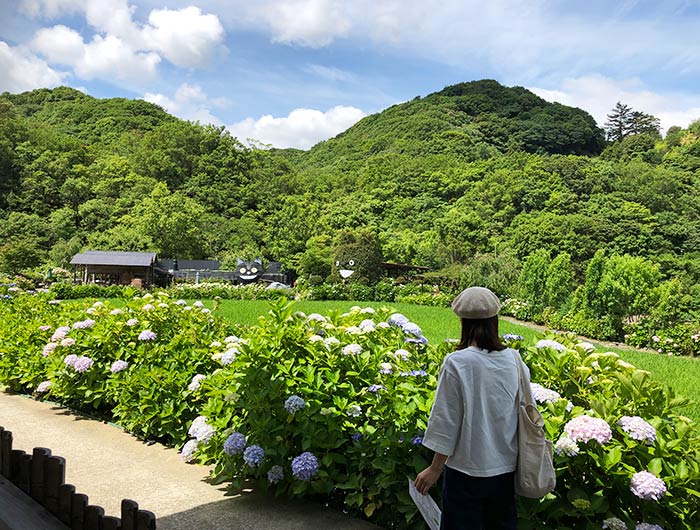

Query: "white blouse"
<box><xmin>422</xmin><ymin>346</ymin><xmax>527</xmax><ymax>477</ymax></box>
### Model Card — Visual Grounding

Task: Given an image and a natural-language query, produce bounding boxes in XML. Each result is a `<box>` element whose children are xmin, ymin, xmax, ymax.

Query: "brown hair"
<box><xmin>456</xmin><ymin>316</ymin><xmax>505</xmax><ymax>352</ymax></box>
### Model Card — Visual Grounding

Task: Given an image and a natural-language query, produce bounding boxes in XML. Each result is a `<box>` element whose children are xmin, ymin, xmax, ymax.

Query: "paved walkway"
<box><xmin>0</xmin><ymin>392</ymin><xmax>380</xmax><ymax>530</ymax></box>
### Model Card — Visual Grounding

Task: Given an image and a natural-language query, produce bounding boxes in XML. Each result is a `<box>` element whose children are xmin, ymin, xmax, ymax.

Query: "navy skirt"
<box><xmin>440</xmin><ymin>466</ymin><xmax>517</xmax><ymax>530</ymax></box>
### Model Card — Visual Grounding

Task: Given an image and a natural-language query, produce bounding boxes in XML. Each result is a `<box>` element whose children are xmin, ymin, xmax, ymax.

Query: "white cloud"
<box><xmin>141</xmin><ymin>6</ymin><xmax>225</xmax><ymax>68</ymax></box>
<box><xmin>247</xmin><ymin>0</ymin><xmax>352</xmax><ymax>47</ymax></box>
<box><xmin>228</xmin><ymin>105</ymin><xmax>367</xmax><ymax>149</ymax></box>
<box><xmin>31</xmin><ymin>26</ymin><xmax>160</xmax><ymax>85</ymax></box>
<box><xmin>143</xmin><ymin>83</ymin><xmax>224</xmax><ymax>125</ymax></box>
<box><xmin>305</xmin><ymin>64</ymin><xmax>355</xmax><ymax>82</ymax></box>
<box><xmin>0</xmin><ymin>41</ymin><xmax>66</xmax><ymax>93</ymax></box>
<box><xmin>529</xmin><ymin>74</ymin><xmax>700</xmax><ymax>134</ymax></box>
<box><xmin>22</xmin><ymin>0</ymin><xmax>225</xmax><ymax>88</ymax></box>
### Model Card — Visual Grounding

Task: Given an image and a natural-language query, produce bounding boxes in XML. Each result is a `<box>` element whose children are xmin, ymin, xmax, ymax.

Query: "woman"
<box><xmin>414</xmin><ymin>286</ymin><xmax>529</xmax><ymax>530</ymax></box>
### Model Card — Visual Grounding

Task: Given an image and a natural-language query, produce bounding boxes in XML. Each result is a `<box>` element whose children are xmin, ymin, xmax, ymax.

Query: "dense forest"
<box><xmin>2</xmin><ymin>80</ymin><xmax>700</xmax><ymax>326</ymax></box>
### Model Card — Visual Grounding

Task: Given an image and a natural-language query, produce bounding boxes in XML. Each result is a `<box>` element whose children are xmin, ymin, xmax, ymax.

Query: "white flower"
<box><xmin>209</xmin><ymin>341</ymin><xmax>222</xmax><ymax>348</ymax></box>
<box><xmin>158</xmin><ymin>303</ymin><xmax>168</xmax><ymax>309</ymax></box>
<box><xmin>308</xmin><ymin>334</ymin><xmax>324</xmax><ymax>343</ymax></box>
<box><xmin>347</xmin><ymin>405</ymin><xmax>362</xmax><ymax>417</ymax></box>
<box><xmin>344</xmin><ymin>326</ymin><xmax>363</xmax><ymax>335</ymax></box>
<box><xmin>85</xmin><ymin>307</ymin><xmax>97</xmax><ymax>315</ymax></box>
<box><xmin>201</xmin><ymin>308</ymin><xmax>211</xmax><ymax>314</ymax></box>
<box><xmin>176</xmin><ymin>299</ymin><xmax>187</xmax><ymax>306</ymax></box>
<box><xmin>360</xmin><ymin>307</ymin><xmax>375</xmax><ymax>314</ymax></box>
<box><xmin>393</xmin><ymin>349</ymin><xmax>411</xmax><ymax>360</ymax></box>
<box><xmin>324</xmin><ymin>337</ymin><xmax>340</xmax><ymax>347</ymax></box>
<box><xmin>181</xmin><ymin>439</ymin><xmax>199</xmax><ymax>462</ymax></box>
<box><xmin>188</xmin><ymin>374</ymin><xmax>206</xmax><ymax>392</ymax></box>
<box><xmin>193</xmin><ymin>300</ymin><xmax>204</xmax><ymax>308</ymax></box>
<box><xmin>359</xmin><ymin>319</ymin><xmax>376</xmax><ymax>332</ymax></box>
<box><xmin>142</xmin><ymin>304</ymin><xmax>154</xmax><ymax>311</ymax></box>
<box><xmin>342</xmin><ymin>343</ymin><xmax>363</xmax><ymax>356</ymax></box>
<box><xmin>110</xmin><ymin>308</ymin><xmax>123</xmax><ymax>315</ymax></box>
<box><xmin>377</xmin><ymin>321</ymin><xmax>390</xmax><ymax>329</ymax></box>
<box><xmin>576</xmin><ymin>341</ymin><xmax>595</xmax><ymax>352</ymax></box>
<box><xmin>554</xmin><ymin>434</ymin><xmax>579</xmax><ymax>457</ymax></box>
<box><xmin>535</xmin><ymin>339</ymin><xmax>566</xmax><ymax>351</ymax></box>
<box><xmin>530</xmin><ymin>382</ymin><xmax>561</xmax><ymax>403</ymax></box>
<box><xmin>306</xmin><ymin>313</ymin><xmax>327</xmax><ymax>323</ymax></box>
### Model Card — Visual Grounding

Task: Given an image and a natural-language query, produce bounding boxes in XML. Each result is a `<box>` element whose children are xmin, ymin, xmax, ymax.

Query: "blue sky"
<box><xmin>2</xmin><ymin>0</ymin><xmax>700</xmax><ymax>149</ymax></box>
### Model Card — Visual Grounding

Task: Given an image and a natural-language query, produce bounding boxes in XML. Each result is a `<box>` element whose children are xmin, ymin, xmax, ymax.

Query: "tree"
<box><xmin>605</xmin><ymin>102</ymin><xmax>660</xmax><ymax>141</ymax></box>
<box><xmin>605</xmin><ymin>102</ymin><xmax>633</xmax><ymax>142</ymax></box>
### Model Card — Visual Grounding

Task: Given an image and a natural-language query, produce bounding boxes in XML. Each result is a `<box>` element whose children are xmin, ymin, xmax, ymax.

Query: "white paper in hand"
<box><xmin>408</xmin><ymin>479</ymin><xmax>441</xmax><ymax>530</ymax></box>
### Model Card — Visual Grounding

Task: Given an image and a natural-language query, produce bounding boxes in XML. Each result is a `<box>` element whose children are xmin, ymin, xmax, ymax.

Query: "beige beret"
<box><xmin>451</xmin><ymin>286</ymin><xmax>501</xmax><ymax>319</ymax></box>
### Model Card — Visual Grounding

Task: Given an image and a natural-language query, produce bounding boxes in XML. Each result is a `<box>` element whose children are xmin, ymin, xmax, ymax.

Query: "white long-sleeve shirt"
<box><xmin>422</xmin><ymin>346</ymin><xmax>528</xmax><ymax>477</ymax></box>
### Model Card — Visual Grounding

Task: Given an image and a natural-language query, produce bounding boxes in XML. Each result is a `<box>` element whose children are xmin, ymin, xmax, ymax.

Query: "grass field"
<box><xmin>212</xmin><ymin>299</ymin><xmax>700</xmax><ymax>421</ymax></box>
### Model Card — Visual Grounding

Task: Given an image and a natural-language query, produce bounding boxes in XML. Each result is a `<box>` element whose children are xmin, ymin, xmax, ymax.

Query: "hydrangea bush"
<box><xmin>0</xmin><ymin>293</ymin><xmax>698</xmax><ymax>529</ymax></box>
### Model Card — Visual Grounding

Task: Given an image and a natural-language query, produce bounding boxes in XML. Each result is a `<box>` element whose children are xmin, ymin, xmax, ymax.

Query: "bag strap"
<box><xmin>512</xmin><ymin>350</ymin><xmax>534</xmax><ymax>406</ymax></box>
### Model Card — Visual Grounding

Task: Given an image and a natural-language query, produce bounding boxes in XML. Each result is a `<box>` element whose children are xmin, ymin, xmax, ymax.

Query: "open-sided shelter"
<box><xmin>70</xmin><ymin>251</ymin><xmax>160</xmax><ymax>288</ymax></box>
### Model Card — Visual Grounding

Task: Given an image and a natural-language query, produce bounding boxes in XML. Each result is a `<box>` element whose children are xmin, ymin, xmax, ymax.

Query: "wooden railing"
<box><xmin>0</xmin><ymin>426</ymin><xmax>156</xmax><ymax>530</ymax></box>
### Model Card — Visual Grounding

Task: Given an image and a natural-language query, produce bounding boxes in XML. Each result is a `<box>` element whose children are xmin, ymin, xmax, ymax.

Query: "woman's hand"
<box><xmin>414</xmin><ymin>465</ymin><xmax>442</xmax><ymax>495</ymax></box>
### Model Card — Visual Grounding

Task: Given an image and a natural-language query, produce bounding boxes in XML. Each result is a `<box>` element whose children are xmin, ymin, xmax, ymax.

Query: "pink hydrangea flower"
<box><xmin>618</xmin><ymin>416</ymin><xmax>656</xmax><ymax>444</ymax></box>
<box><xmin>630</xmin><ymin>471</ymin><xmax>666</xmax><ymax>501</ymax></box>
<box><xmin>563</xmin><ymin>415</ymin><xmax>612</xmax><ymax>445</ymax></box>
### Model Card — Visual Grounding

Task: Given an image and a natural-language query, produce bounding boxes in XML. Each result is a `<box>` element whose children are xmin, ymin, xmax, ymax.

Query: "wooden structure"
<box><xmin>70</xmin><ymin>251</ymin><xmax>159</xmax><ymax>288</ymax></box>
<box><xmin>0</xmin><ymin>426</ymin><xmax>156</xmax><ymax>530</ymax></box>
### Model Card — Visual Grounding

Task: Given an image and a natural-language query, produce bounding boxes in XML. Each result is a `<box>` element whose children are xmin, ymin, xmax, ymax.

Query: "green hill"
<box><xmin>301</xmin><ymin>80</ymin><xmax>604</xmax><ymax>168</ymax></box>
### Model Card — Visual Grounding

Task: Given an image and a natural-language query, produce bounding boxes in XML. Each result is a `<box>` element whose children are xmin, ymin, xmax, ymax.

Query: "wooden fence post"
<box><xmin>85</xmin><ymin>505</ymin><xmax>105</xmax><ymax>530</ymax></box>
<box><xmin>136</xmin><ymin>510</ymin><xmax>156</xmax><ymax>530</ymax></box>
<box><xmin>0</xmin><ymin>429</ymin><xmax>11</xmax><ymax>478</ymax></box>
<box><xmin>45</xmin><ymin>455</ymin><xmax>66</xmax><ymax>516</ymax></box>
<box><xmin>71</xmin><ymin>492</ymin><xmax>89</xmax><ymax>530</ymax></box>
<box><xmin>121</xmin><ymin>499</ymin><xmax>139</xmax><ymax>530</ymax></box>
<box><xmin>59</xmin><ymin>483</ymin><xmax>76</xmax><ymax>525</ymax></box>
<box><xmin>31</xmin><ymin>446</ymin><xmax>51</xmax><ymax>505</ymax></box>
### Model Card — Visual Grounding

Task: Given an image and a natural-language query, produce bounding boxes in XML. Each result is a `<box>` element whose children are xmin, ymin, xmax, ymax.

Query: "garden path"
<box><xmin>0</xmin><ymin>392</ymin><xmax>380</xmax><ymax>530</ymax></box>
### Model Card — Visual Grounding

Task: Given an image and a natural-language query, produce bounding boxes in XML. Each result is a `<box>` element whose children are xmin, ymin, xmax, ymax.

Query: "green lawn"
<box><xmin>212</xmin><ymin>299</ymin><xmax>700</xmax><ymax>421</ymax></box>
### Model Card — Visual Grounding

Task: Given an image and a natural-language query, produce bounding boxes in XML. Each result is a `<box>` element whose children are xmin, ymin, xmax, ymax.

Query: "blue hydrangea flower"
<box><xmin>401</xmin><ymin>322</ymin><xmax>423</xmax><ymax>337</ymax></box>
<box><xmin>410</xmin><ymin>434</ymin><xmax>424</xmax><ymax>445</ymax></box>
<box><xmin>291</xmin><ymin>452</ymin><xmax>318</xmax><ymax>481</ymax></box>
<box><xmin>351</xmin><ymin>432</ymin><xmax>363</xmax><ymax>442</ymax></box>
<box><xmin>224</xmin><ymin>432</ymin><xmax>247</xmax><ymax>456</ymax></box>
<box><xmin>502</xmin><ymin>333</ymin><xmax>524</xmax><ymax>341</ymax></box>
<box><xmin>243</xmin><ymin>445</ymin><xmax>265</xmax><ymax>467</ymax></box>
<box><xmin>284</xmin><ymin>395</ymin><xmax>306</xmax><ymax>414</ymax></box>
<box><xmin>388</xmin><ymin>313</ymin><xmax>410</xmax><ymax>327</ymax></box>
<box><xmin>267</xmin><ymin>465</ymin><xmax>284</xmax><ymax>484</ymax></box>
<box><xmin>367</xmin><ymin>384</ymin><xmax>385</xmax><ymax>393</ymax></box>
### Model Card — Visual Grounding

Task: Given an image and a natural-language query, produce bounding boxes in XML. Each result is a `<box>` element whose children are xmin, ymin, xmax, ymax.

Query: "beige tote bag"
<box><xmin>512</xmin><ymin>350</ymin><xmax>556</xmax><ymax>498</ymax></box>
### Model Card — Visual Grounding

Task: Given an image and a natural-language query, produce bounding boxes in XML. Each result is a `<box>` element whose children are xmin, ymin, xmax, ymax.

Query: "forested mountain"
<box><xmin>1</xmin><ymin>80</ymin><xmax>700</xmax><ymax>295</ymax></box>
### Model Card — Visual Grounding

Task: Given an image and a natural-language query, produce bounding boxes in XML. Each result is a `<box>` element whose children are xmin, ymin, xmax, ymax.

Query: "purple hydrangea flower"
<box><xmin>39</xmin><ymin>325</ymin><xmax>52</xmax><ymax>332</ymax></box>
<box><xmin>138</xmin><ymin>330</ymin><xmax>157</xmax><ymax>341</ymax></box>
<box><xmin>502</xmin><ymin>334</ymin><xmax>524</xmax><ymax>341</ymax></box>
<box><xmin>401</xmin><ymin>322</ymin><xmax>423</xmax><ymax>337</ymax></box>
<box><xmin>72</xmin><ymin>356</ymin><xmax>94</xmax><ymax>373</ymax></box>
<box><xmin>42</xmin><ymin>342</ymin><xmax>58</xmax><ymax>357</ymax></box>
<box><xmin>224</xmin><ymin>432</ymin><xmax>247</xmax><ymax>455</ymax></box>
<box><xmin>284</xmin><ymin>395</ymin><xmax>306</xmax><ymax>414</ymax></box>
<box><xmin>63</xmin><ymin>354</ymin><xmax>78</xmax><ymax>367</ymax></box>
<box><xmin>564</xmin><ymin>415</ymin><xmax>612</xmax><ymax>445</ymax></box>
<box><xmin>367</xmin><ymin>384</ymin><xmax>385</xmax><ymax>393</ymax></box>
<box><xmin>618</xmin><ymin>416</ymin><xmax>656</xmax><ymax>444</ymax></box>
<box><xmin>243</xmin><ymin>445</ymin><xmax>265</xmax><ymax>467</ymax></box>
<box><xmin>351</xmin><ymin>432</ymin><xmax>363</xmax><ymax>442</ymax></box>
<box><xmin>110</xmin><ymin>360</ymin><xmax>129</xmax><ymax>373</ymax></box>
<box><xmin>531</xmin><ymin>383</ymin><xmax>561</xmax><ymax>403</ymax></box>
<box><xmin>410</xmin><ymin>369</ymin><xmax>428</xmax><ymax>377</ymax></box>
<box><xmin>60</xmin><ymin>337</ymin><xmax>76</xmax><ymax>347</ymax></box>
<box><xmin>36</xmin><ymin>381</ymin><xmax>53</xmax><ymax>393</ymax></box>
<box><xmin>181</xmin><ymin>439</ymin><xmax>198</xmax><ymax>462</ymax></box>
<box><xmin>630</xmin><ymin>471</ymin><xmax>666</xmax><ymax>501</ymax></box>
<box><xmin>291</xmin><ymin>452</ymin><xmax>318</xmax><ymax>481</ymax></box>
<box><xmin>72</xmin><ymin>319</ymin><xmax>96</xmax><ymax>330</ymax></box>
<box><xmin>404</xmin><ymin>336</ymin><xmax>429</xmax><ymax>345</ymax></box>
<box><xmin>267</xmin><ymin>465</ymin><xmax>284</xmax><ymax>484</ymax></box>
<box><xmin>51</xmin><ymin>326</ymin><xmax>70</xmax><ymax>341</ymax></box>
<box><xmin>126</xmin><ymin>318</ymin><xmax>138</xmax><ymax>327</ymax></box>
<box><xmin>379</xmin><ymin>362</ymin><xmax>393</xmax><ymax>374</ymax></box>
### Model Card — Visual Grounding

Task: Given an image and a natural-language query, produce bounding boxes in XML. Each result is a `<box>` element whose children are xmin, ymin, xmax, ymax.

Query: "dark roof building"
<box><xmin>70</xmin><ymin>251</ymin><xmax>160</xmax><ymax>288</ymax></box>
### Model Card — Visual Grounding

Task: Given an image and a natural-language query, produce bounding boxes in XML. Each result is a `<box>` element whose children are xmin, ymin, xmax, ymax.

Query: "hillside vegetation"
<box><xmin>2</xmin><ymin>80</ymin><xmax>700</xmax><ymax>342</ymax></box>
